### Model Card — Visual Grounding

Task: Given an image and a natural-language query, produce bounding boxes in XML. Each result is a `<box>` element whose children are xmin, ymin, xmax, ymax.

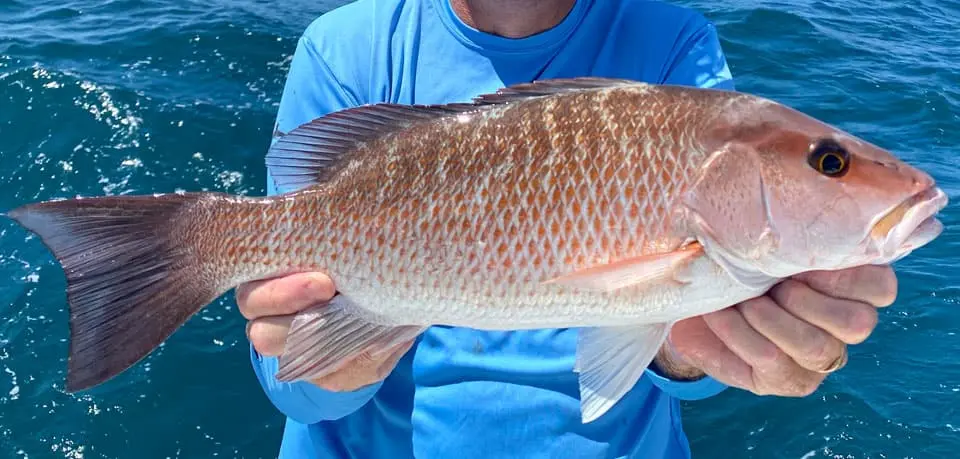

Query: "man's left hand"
<box><xmin>655</xmin><ymin>264</ymin><xmax>897</xmax><ymax>396</ymax></box>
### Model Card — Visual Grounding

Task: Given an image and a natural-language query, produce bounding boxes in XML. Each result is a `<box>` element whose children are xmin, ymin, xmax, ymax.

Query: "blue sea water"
<box><xmin>0</xmin><ymin>0</ymin><xmax>958</xmax><ymax>457</ymax></box>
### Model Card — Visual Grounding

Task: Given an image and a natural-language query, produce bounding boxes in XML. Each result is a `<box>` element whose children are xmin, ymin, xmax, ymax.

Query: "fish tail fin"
<box><xmin>4</xmin><ymin>193</ymin><xmax>229</xmax><ymax>392</ymax></box>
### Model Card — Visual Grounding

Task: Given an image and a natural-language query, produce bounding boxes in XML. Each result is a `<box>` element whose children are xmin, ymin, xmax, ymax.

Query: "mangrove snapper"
<box><xmin>4</xmin><ymin>77</ymin><xmax>948</xmax><ymax>423</ymax></box>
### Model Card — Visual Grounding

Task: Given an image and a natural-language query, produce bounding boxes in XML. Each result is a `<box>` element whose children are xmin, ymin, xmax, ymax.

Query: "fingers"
<box><xmin>736</xmin><ymin>295</ymin><xmax>847</xmax><ymax>374</ymax></box>
<box><xmin>700</xmin><ymin>304</ymin><xmax>824</xmax><ymax>396</ymax></box>
<box><xmin>311</xmin><ymin>339</ymin><xmax>415</xmax><ymax>392</ymax></box>
<box><xmin>246</xmin><ymin>314</ymin><xmax>295</xmax><ymax>357</ymax></box>
<box><xmin>246</xmin><ymin>314</ymin><xmax>414</xmax><ymax>391</ymax></box>
<box><xmin>238</xmin><ymin>272</ymin><xmax>336</xmax><ymax>357</ymax></box>
<box><xmin>769</xmin><ymin>279</ymin><xmax>879</xmax><ymax>345</ymax></box>
<box><xmin>666</xmin><ymin>266</ymin><xmax>895</xmax><ymax>399</ymax></box>
<box><xmin>236</xmin><ymin>272</ymin><xmax>408</xmax><ymax>391</ymax></box>
<box><xmin>667</xmin><ymin>316</ymin><xmax>755</xmax><ymax>390</ymax></box>
<box><xmin>236</xmin><ymin>272</ymin><xmax>336</xmax><ymax>320</ymax></box>
<box><xmin>793</xmin><ymin>265</ymin><xmax>898</xmax><ymax>307</ymax></box>
<box><xmin>701</xmin><ymin>305</ymin><xmax>781</xmax><ymax>371</ymax></box>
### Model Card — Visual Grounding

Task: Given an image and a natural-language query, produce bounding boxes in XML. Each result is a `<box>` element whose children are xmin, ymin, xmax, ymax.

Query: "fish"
<box><xmin>3</xmin><ymin>77</ymin><xmax>948</xmax><ymax>423</ymax></box>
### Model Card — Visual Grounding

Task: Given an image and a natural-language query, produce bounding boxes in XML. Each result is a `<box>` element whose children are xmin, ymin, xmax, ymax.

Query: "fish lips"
<box><xmin>867</xmin><ymin>186</ymin><xmax>949</xmax><ymax>263</ymax></box>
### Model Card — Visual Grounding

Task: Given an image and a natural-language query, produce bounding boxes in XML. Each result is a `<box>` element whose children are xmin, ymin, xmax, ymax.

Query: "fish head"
<box><xmin>686</xmin><ymin>94</ymin><xmax>948</xmax><ymax>283</ymax></box>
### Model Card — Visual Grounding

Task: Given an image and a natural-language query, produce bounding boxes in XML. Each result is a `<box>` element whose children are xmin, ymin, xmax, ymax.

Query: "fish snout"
<box><xmin>908</xmin><ymin>166</ymin><xmax>937</xmax><ymax>194</ymax></box>
<box><xmin>873</xmin><ymin>157</ymin><xmax>935</xmax><ymax>192</ymax></box>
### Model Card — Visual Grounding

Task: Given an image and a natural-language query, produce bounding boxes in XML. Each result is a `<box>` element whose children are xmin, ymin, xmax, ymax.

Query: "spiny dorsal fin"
<box><xmin>266</xmin><ymin>102</ymin><xmax>485</xmax><ymax>191</ymax></box>
<box><xmin>472</xmin><ymin>77</ymin><xmax>642</xmax><ymax>105</ymax></box>
<box><xmin>265</xmin><ymin>77</ymin><xmax>643</xmax><ymax>192</ymax></box>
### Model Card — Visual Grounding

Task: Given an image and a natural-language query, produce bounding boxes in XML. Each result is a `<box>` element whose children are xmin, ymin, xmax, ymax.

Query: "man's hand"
<box><xmin>655</xmin><ymin>265</ymin><xmax>896</xmax><ymax>396</ymax></box>
<box><xmin>237</xmin><ymin>272</ymin><xmax>415</xmax><ymax>392</ymax></box>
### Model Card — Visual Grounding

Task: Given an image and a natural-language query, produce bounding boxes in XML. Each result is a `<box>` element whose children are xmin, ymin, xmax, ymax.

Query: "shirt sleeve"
<box><xmin>641</xmin><ymin>17</ymin><xmax>736</xmax><ymax>401</ymax></box>
<box><xmin>250</xmin><ymin>31</ymin><xmax>383</xmax><ymax>425</ymax></box>
<box><xmin>662</xmin><ymin>19</ymin><xmax>736</xmax><ymax>91</ymax></box>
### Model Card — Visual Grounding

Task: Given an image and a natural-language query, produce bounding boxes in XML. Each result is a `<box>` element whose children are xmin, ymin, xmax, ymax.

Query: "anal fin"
<box><xmin>544</xmin><ymin>243</ymin><xmax>703</xmax><ymax>292</ymax></box>
<box><xmin>576</xmin><ymin>322</ymin><xmax>673</xmax><ymax>423</ymax></box>
<box><xmin>275</xmin><ymin>295</ymin><xmax>425</xmax><ymax>382</ymax></box>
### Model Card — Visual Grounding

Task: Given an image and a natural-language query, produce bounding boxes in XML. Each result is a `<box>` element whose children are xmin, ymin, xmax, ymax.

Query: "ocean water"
<box><xmin>0</xmin><ymin>0</ymin><xmax>957</xmax><ymax>457</ymax></box>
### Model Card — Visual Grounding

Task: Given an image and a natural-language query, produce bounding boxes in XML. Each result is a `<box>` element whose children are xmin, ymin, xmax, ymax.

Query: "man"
<box><xmin>239</xmin><ymin>0</ymin><xmax>898</xmax><ymax>457</ymax></box>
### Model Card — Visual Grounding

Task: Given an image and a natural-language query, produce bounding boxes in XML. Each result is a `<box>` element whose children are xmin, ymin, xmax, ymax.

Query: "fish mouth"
<box><xmin>868</xmin><ymin>186</ymin><xmax>949</xmax><ymax>263</ymax></box>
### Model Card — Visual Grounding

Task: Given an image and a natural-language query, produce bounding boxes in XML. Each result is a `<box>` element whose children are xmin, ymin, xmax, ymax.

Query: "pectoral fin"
<box><xmin>543</xmin><ymin>243</ymin><xmax>703</xmax><ymax>292</ymax></box>
<box><xmin>576</xmin><ymin>322</ymin><xmax>673</xmax><ymax>423</ymax></box>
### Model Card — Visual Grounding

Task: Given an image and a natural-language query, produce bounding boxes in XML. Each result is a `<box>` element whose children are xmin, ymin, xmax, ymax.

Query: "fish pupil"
<box><xmin>808</xmin><ymin>138</ymin><xmax>849</xmax><ymax>177</ymax></box>
<box><xmin>821</xmin><ymin>153</ymin><xmax>843</xmax><ymax>173</ymax></box>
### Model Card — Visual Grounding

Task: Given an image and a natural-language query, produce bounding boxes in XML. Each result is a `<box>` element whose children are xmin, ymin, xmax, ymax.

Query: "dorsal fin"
<box><xmin>265</xmin><ymin>77</ymin><xmax>642</xmax><ymax>192</ymax></box>
<box><xmin>472</xmin><ymin>77</ymin><xmax>641</xmax><ymax>105</ymax></box>
<box><xmin>266</xmin><ymin>103</ymin><xmax>482</xmax><ymax>191</ymax></box>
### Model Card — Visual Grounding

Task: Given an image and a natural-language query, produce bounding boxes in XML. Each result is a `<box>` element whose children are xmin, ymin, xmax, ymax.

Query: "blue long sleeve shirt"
<box><xmin>252</xmin><ymin>1</ymin><xmax>737</xmax><ymax>457</ymax></box>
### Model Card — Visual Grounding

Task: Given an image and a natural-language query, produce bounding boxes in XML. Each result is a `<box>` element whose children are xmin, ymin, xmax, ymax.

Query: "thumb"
<box><xmin>236</xmin><ymin>272</ymin><xmax>336</xmax><ymax>320</ymax></box>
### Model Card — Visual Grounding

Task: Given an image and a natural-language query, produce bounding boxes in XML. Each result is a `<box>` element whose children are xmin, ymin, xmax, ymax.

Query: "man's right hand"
<box><xmin>237</xmin><ymin>272</ymin><xmax>415</xmax><ymax>392</ymax></box>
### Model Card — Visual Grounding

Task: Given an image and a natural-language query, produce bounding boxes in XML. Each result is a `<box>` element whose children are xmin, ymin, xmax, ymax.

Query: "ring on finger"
<box><xmin>816</xmin><ymin>346</ymin><xmax>848</xmax><ymax>374</ymax></box>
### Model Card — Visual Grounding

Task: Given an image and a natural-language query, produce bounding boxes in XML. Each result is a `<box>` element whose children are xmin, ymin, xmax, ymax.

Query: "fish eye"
<box><xmin>807</xmin><ymin>138</ymin><xmax>850</xmax><ymax>177</ymax></box>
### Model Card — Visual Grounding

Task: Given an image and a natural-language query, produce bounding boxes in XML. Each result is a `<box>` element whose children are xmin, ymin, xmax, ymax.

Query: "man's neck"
<box><xmin>449</xmin><ymin>0</ymin><xmax>577</xmax><ymax>38</ymax></box>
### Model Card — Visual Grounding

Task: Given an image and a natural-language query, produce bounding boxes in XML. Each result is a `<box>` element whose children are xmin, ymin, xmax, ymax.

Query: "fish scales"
<box><xmin>5</xmin><ymin>77</ymin><xmax>947</xmax><ymax>424</ymax></box>
<box><xmin>184</xmin><ymin>86</ymin><xmax>725</xmax><ymax>329</ymax></box>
